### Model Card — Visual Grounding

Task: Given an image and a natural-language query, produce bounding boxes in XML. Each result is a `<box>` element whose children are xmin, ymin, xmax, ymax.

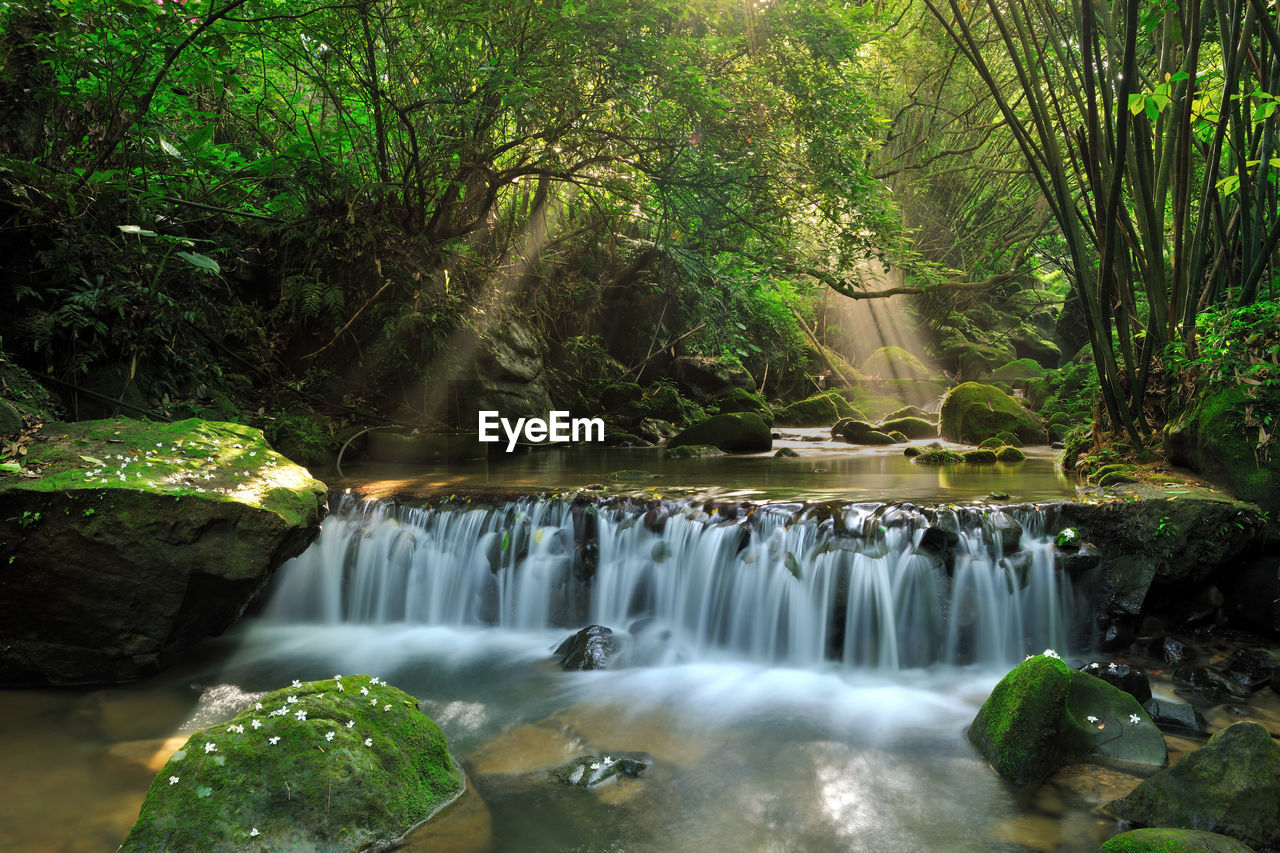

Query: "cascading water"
<box><xmin>265</xmin><ymin>494</ymin><xmax>1080</xmax><ymax>669</ymax></box>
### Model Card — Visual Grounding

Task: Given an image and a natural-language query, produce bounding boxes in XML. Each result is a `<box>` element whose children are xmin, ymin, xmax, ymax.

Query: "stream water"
<box><xmin>0</xmin><ymin>441</ymin><xmax>1134</xmax><ymax>852</ymax></box>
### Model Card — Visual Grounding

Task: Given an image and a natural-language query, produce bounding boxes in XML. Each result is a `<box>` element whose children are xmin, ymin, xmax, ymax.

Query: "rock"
<box><xmin>668</xmin><ymin>412</ymin><xmax>771</xmax><ymax>453</ymax></box>
<box><xmin>859</xmin><ymin>430</ymin><xmax>896</xmax><ymax>445</ymax></box>
<box><xmin>119</xmin><ymin>676</ymin><xmax>463</xmax><ymax>853</ymax></box>
<box><xmin>774</xmin><ymin>448</ymin><xmax>800</xmax><ymax>458</ymax></box>
<box><xmin>1225</xmin><ymin>649</ymin><xmax>1280</xmax><ymax>693</ymax></box>
<box><xmin>963</xmin><ymin>449</ymin><xmax>998</xmax><ymax>463</ymax></box>
<box><xmin>710</xmin><ymin>387</ymin><xmax>773</xmax><ymax>426</ymax></box>
<box><xmin>979</xmin><ymin>437</ymin><xmax>1004</xmax><ymax>449</ymax></box>
<box><xmin>914</xmin><ymin>448</ymin><xmax>964</xmax><ymax>465</ymax></box>
<box><xmin>996</xmin><ymin>446</ymin><xmax>1026</xmax><ymax>462</ymax></box>
<box><xmin>1102</xmin><ymin>828</ymin><xmax>1257</xmax><ymax>853</ymax></box>
<box><xmin>968</xmin><ymin>653</ymin><xmax>1167</xmax><ymax>786</ymax></box>
<box><xmin>617</xmin><ymin>383</ymin><xmax>705</xmax><ymax>426</ymax></box>
<box><xmin>875</xmin><ymin>416</ymin><xmax>937</xmax><ymax>438</ymax></box>
<box><xmin>775</xmin><ymin>392</ymin><xmax>860</xmax><ymax>426</ymax></box>
<box><xmin>986</xmin><ymin>512</ymin><xmax>1023</xmax><ymax>554</ymax></box>
<box><xmin>1011</xmin><ymin>332</ymin><xmax>1062</xmax><ymax>369</ymax></box>
<box><xmin>1143</xmin><ymin>698</ymin><xmax>1210</xmax><ymax>735</ymax></box>
<box><xmin>635</xmin><ymin>418</ymin><xmax>680</xmax><ymax>443</ymax></box>
<box><xmin>1056</xmin><ymin>527</ymin><xmax>1083</xmax><ymax>549</ymax></box>
<box><xmin>0</xmin><ymin>418</ymin><xmax>326</xmax><ymax>686</ymax></box>
<box><xmin>903</xmin><ymin>445</ymin><xmax>923</xmax><ymax>458</ymax></box>
<box><xmin>554</xmin><ymin>625</ymin><xmax>621</xmax><ymax>670</ymax></box>
<box><xmin>860</xmin><ymin>345</ymin><xmax>935</xmax><ymax>380</ymax></box>
<box><xmin>1155</xmin><ymin>635</ymin><xmax>1195</xmax><ymax>666</ymax></box>
<box><xmin>446</xmin><ymin>316</ymin><xmax>555</xmax><ymax>425</ymax></box>
<box><xmin>668</xmin><ymin>355</ymin><xmax>754</xmax><ymax>399</ymax></box>
<box><xmin>1174</xmin><ymin>665</ymin><xmax>1251</xmax><ymax>704</ymax></box>
<box><xmin>1078</xmin><ymin>662</ymin><xmax>1152</xmax><ymax>703</ymax></box>
<box><xmin>598</xmin><ymin>381</ymin><xmax>642</xmax><ymax>411</ymax></box>
<box><xmin>987</xmin><ymin>358</ymin><xmax>1048</xmax><ymax>384</ymax></box>
<box><xmin>663</xmin><ymin>444</ymin><xmax>724</xmax><ymax>459</ymax></box>
<box><xmin>549</xmin><ymin>752</ymin><xmax>652</xmax><ymax>787</ymax></box>
<box><xmin>1165</xmin><ymin>385</ymin><xmax>1280</xmax><ymax>515</ymax></box>
<box><xmin>607</xmin><ymin>469</ymin><xmax>659</xmax><ymax>480</ymax></box>
<box><xmin>939</xmin><ymin>382</ymin><xmax>1045</xmax><ymax>445</ymax></box>
<box><xmin>886</xmin><ymin>405</ymin><xmax>930</xmax><ymax>420</ymax></box>
<box><xmin>1057</xmin><ymin>542</ymin><xmax>1101</xmax><ymax>575</ymax></box>
<box><xmin>1104</xmin><ymin>722</ymin><xmax>1280</xmax><ymax>850</ymax></box>
<box><xmin>0</xmin><ymin>397</ymin><xmax>22</xmax><ymax>435</ymax></box>
<box><xmin>886</xmin><ymin>430</ymin><xmax>908</xmax><ymax>443</ymax></box>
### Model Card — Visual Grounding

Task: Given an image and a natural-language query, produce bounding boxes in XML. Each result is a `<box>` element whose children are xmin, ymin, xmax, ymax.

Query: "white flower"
<box><xmin>370</xmin><ymin>677</ymin><xmax>382</xmax><ymax>685</ymax></box>
<box><xmin>334</xmin><ymin>674</ymin><xmax>342</xmax><ymax>680</ymax></box>
<box><xmin>1042</xmin><ymin>649</ymin><xmax>1061</xmax><ymax>659</ymax></box>
<box><xmin>383</xmin><ymin>704</ymin><xmax>391</xmax><ymax>712</ymax></box>
<box><xmin>336</xmin><ymin>682</ymin><xmax>344</xmax><ymax>692</ymax></box>
<box><xmin>364</xmin><ymin>738</ymin><xmax>373</xmax><ymax>747</ymax></box>
<box><xmin>287</xmin><ymin>696</ymin><xmax>297</xmax><ymax>704</ymax></box>
<box><xmin>1089</xmin><ymin>662</ymin><xmax>1100</xmax><ymax>669</ymax></box>
<box><xmin>251</xmin><ymin>719</ymin><xmax>262</xmax><ymax>730</ymax></box>
<box><xmin>294</xmin><ymin>710</ymin><xmax>307</xmax><ymax>721</ymax></box>
<box><xmin>169</xmin><ymin>776</ymin><xmax>179</xmax><ymax>785</ymax></box>
<box><xmin>250</xmin><ymin>828</ymin><xmax>259</xmax><ymax>837</ymax></box>
<box><xmin>370</xmin><ymin>698</ymin><xmax>377</xmax><ymax>706</ymax></box>
<box><xmin>325</xmin><ymin>731</ymin><xmax>335</xmax><ymax>741</ymax></box>
<box><xmin>346</xmin><ymin>720</ymin><xmax>355</xmax><ymax>729</ymax></box>
<box><xmin>227</xmin><ymin>724</ymin><xmax>244</xmax><ymax>734</ymax></box>
<box><xmin>1129</xmin><ymin>714</ymin><xmax>1141</xmax><ymax>724</ymax></box>
<box><xmin>291</xmin><ymin>679</ymin><xmax>302</xmax><ymax>688</ymax></box>
<box><xmin>1086</xmin><ymin>715</ymin><xmax>1099</xmax><ymax>723</ymax></box>
<box><xmin>204</xmin><ymin>742</ymin><xmax>217</xmax><ymax>754</ymax></box>
<box><xmin>1108</xmin><ymin>662</ymin><xmax>1119</xmax><ymax>673</ymax></box>
<box><xmin>360</xmin><ymin>686</ymin><xmax>369</xmax><ymax>696</ymax></box>
<box><xmin>590</xmin><ymin>762</ymin><xmax>600</xmax><ymax>770</ymax></box>
<box><xmin>268</xmin><ymin>736</ymin><xmax>280</xmax><ymax>745</ymax></box>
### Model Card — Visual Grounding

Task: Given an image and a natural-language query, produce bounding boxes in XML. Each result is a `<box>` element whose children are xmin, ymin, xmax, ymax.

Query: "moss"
<box><xmin>1095</xmin><ymin>464</ymin><xmax>1138</xmax><ymax>486</ymax></box>
<box><xmin>619</xmin><ymin>382</ymin><xmax>706</xmax><ymax>426</ymax></box>
<box><xmin>886</xmin><ymin>430</ymin><xmax>908</xmax><ymax>443</ymax></box>
<box><xmin>996</xmin><ymin>446</ymin><xmax>1026</xmax><ymax>462</ymax></box>
<box><xmin>1102</xmin><ymin>828</ymin><xmax>1257</xmax><ymax>853</ymax></box>
<box><xmin>963</xmin><ymin>449</ymin><xmax>998</xmax><ymax>464</ymax></box>
<box><xmin>968</xmin><ymin>654</ymin><xmax>1073</xmax><ymax>785</ymax></box>
<box><xmin>987</xmin><ymin>358</ymin><xmax>1048</xmax><ymax>383</ymax></box>
<box><xmin>832</xmin><ymin>386</ymin><xmax>903</xmax><ymax>422</ymax></box>
<box><xmin>598</xmin><ymin>381</ymin><xmax>642</xmax><ymax>411</ymax></box>
<box><xmin>669</xmin><ymin>412</ymin><xmax>771</xmax><ymax>452</ymax></box>
<box><xmin>939</xmin><ymin>382</ymin><xmax>1043</xmax><ymax>445</ymax></box>
<box><xmin>664</xmin><ymin>444</ymin><xmax>724</xmax><ymax>459</ymax></box>
<box><xmin>914</xmin><ymin>448</ymin><xmax>964</xmax><ymax>465</ymax></box>
<box><xmin>1165</xmin><ymin>385</ymin><xmax>1278</xmax><ymax>512</ymax></box>
<box><xmin>773</xmin><ymin>392</ymin><xmax>858</xmax><ymax>426</ymax></box>
<box><xmin>0</xmin><ymin>418</ymin><xmax>326</xmax><ymax>529</ymax></box>
<box><xmin>996</xmin><ymin>431</ymin><xmax>1023</xmax><ymax>447</ymax></box>
<box><xmin>978</xmin><ymin>437</ymin><xmax>1003</xmax><ymax>449</ymax></box>
<box><xmin>886</xmin><ymin>405</ymin><xmax>930</xmax><ymax>420</ymax></box>
<box><xmin>876</xmin><ymin>416</ymin><xmax>937</xmax><ymax>439</ymax></box>
<box><xmin>860</xmin><ymin>345</ymin><xmax>935</xmax><ymax>380</ymax></box>
<box><xmin>709</xmin><ymin>387</ymin><xmax>774</xmax><ymax>426</ymax></box>
<box><xmin>903</xmin><ymin>445</ymin><xmax>923</xmax><ymax>458</ymax></box>
<box><xmin>120</xmin><ymin>675</ymin><xmax>463</xmax><ymax>853</ymax></box>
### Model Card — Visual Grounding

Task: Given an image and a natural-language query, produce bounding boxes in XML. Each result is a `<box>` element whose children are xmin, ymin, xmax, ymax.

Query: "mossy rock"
<box><xmin>979</xmin><ymin>437</ymin><xmax>1004</xmax><ymax>449</ymax></box>
<box><xmin>773</xmin><ymin>392</ymin><xmax>858</xmax><ymax>426</ymax></box>
<box><xmin>942</xmin><ymin>340</ymin><xmax>1017</xmax><ymax>381</ymax></box>
<box><xmin>664</xmin><ymin>444</ymin><xmax>725</xmax><ymax>459</ymax></box>
<box><xmin>1104</xmin><ymin>722</ymin><xmax>1280</xmax><ymax>850</ymax></box>
<box><xmin>120</xmin><ymin>675</ymin><xmax>463</xmax><ymax>853</ymax></box>
<box><xmin>0</xmin><ymin>418</ymin><xmax>327</xmax><ymax>685</ymax></box>
<box><xmin>939</xmin><ymin>382</ymin><xmax>1044</xmax><ymax>445</ymax></box>
<box><xmin>886</xmin><ymin>405</ymin><xmax>930</xmax><ymax>421</ymax></box>
<box><xmin>618</xmin><ymin>382</ymin><xmax>705</xmax><ymax>426</ymax></box>
<box><xmin>1010</xmin><ymin>330</ymin><xmax>1062</xmax><ymax>369</ymax></box>
<box><xmin>1095</xmin><ymin>464</ymin><xmax>1138</xmax><ymax>486</ymax></box>
<box><xmin>603</xmin><ymin>431</ymin><xmax>644</xmax><ymax>447</ymax></box>
<box><xmin>709</xmin><ymin>387</ymin><xmax>773</xmax><ymax>427</ymax></box>
<box><xmin>963</xmin><ymin>449</ymin><xmax>998</xmax><ymax>464</ymax></box>
<box><xmin>987</xmin><ymin>358</ymin><xmax>1048</xmax><ymax>383</ymax></box>
<box><xmin>832</xmin><ymin>387</ymin><xmax>903</xmax><ymax>422</ymax></box>
<box><xmin>860</xmin><ymin>345</ymin><xmax>935</xmax><ymax>380</ymax></box>
<box><xmin>1165</xmin><ymin>386</ymin><xmax>1279</xmax><ymax>513</ymax></box>
<box><xmin>833</xmin><ymin>419</ymin><xmax>894</xmax><ymax>445</ymax></box>
<box><xmin>969</xmin><ymin>654</ymin><xmax>1167</xmax><ymax>786</ymax></box>
<box><xmin>861</xmin><ymin>430</ymin><xmax>896</xmax><ymax>445</ymax></box>
<box><xmin>1102</xmin><ymin>828</ymin><xmax>1256</xmax><ymax>853</ymax></box>
<box><xmin>914</xmin><ymin>448</ymin><xmax>964</xmax><ymax>465</ymax></box>
<box><xmin>996</xmin><ymin>431</ymin><xmax>1023</xmax><ymax>448</ymax></box>
<box><xmin>598</xmin><ymin>381</ymin><xmax>643</xmax><ymax>411</ymax></box>
<box><xmin>668</xmin><ymin>412</ymin><xmax>771</xmax><ymax>453</ymax></box>
<box><xmin>996</xmin><ymin>446</ymin><xmax>1026</xmax><ymax>462</ymax></box>
<box><xmin>886</xmin><ymin>431</ymin><xmax>908</xmax><ymax>443</ymax></box>
<box><xmin>904</xmin><ymin>445</ymin><xmax>924</xmax><ymax>458</ymax></box>
<box><xmin>607</xmin><ymin>469</ymin><xmax>659</xmax><ymax>480</ymax></box>
<box><xmin>0</xmin><ymin>398</ymin><xmax>22</xmax><ymax>435</ymax></box>
<box><xmin>876</xmin><ymin>416</ymin><xmax>937</xmax><ymax>439</ymax></box>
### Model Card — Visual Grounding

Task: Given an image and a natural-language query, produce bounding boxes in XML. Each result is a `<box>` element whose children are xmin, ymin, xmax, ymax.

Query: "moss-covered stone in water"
<box><xmin>886</xmin><ymin>431</ymin><xmax>908</xmax><ymax>443</ymax></box>
<box><xmin>963</xmin><ymin>449</ymin><xmax>998</xmax><ymax>464</ymax></box>
<box><xmin>987</xmin><ymin>358</ymin><xmax>1048</xmax><ymax>383</ymax></box>
<box><xmin>876</xmin><ymin>416</ymin><xmax>937</xmax><ymax>439</ymax></box>
<box><xmin>120</xmin><ymin>675</ymin><xmax>464</xmax><ymax>853</ymax></box>
<box><xmin>885</xmin><ymin>405</ymin><xmax>930</xmax><ymax>421</ymax></box>
<box><xmin>995</xmin><ymin>431</ymin><xmax>1022</xmax><ymax>447</ymax></box>
<box><xmin>1102</xmin><ymin>828</ymin><xmax>1257</xmax><ymax>853</ymax></box>
<box><xmin>663</xmin><ymin>444</ymin><xmax>724</xmax><ymax>459</ymax></box>
<box><xmin>709</xmin><ymin>387</ymin><xmax>774</xmax><ymax>426</ymax></box>
<box><xmin>668</xmin><ymin>412</ymin><xmax>771</xmax><ymax>452</ymax></box>
<box><xmin>1165</xmin><ymin>384</ymin><xmax>1279</xmax><ymax>514</ymax></box>
<box><xmin>903</xmin><ymin>445</ymin><xmax>924</xmax><ymax>458</ymax></box>
<box><xmin>939</xmin><ymin>382</ymin><xmax>1044</xmax><ymax>445</ymax></box>
<box><xmin>979</xmin><ymin>437</ymin><xmax>1004</xmax><ymax>449</ymax></box>
<box><xmin>914</xmin><ymin>448</ymin><xmax>964</xmax><ymax>465</ymax></box>
<box><xmin>996</xmin><ymin>446</ymin><xmax>1026</xmax><ymax>462</ymax></box>
<box><xmin>773</xmin><ymin>392</ymin><xmax>859</xmax><ymax>426</ymax></box>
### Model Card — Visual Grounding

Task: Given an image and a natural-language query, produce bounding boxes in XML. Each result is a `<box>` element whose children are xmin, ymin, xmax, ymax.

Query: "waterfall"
<box><xmin>264</xmin><ymin>495</ymin><xmax>1078</xmax><ymax>669</ymax></box>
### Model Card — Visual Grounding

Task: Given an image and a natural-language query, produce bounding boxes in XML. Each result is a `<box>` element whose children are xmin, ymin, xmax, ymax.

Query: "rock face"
<box><xmin>939</xmin><ymin>382</ymin><xmax>1044</xmax><ymax>444</ymax></box>
<box><xmin>875</xmin><ymin>416</ymin><xmax>937</xmax><ymax>438</ymax></box>
<box><xmin>1102</xmin><ymin>828</ymin><xmax>1257</xmax><ymax>853</ymax></box>
<box><xmin>968</xmin><ymin>653</ymin><xmax>1167</xmax><ymax>786</ymax></box>
<box><xmin>0</xmin><ymin>418</ymin><xmax>327</xmax><ymax>685</ymax></box>
<box><xmin>774</xmin><ymin>392</ymin><xmax>860</xmax><ymax>426</ymax></box>
<box><xmin>120</xmin><ymin>675</ymin><xmax>463</xmax><ymax>853</ymax></box>
<box><xmin>1105</xmin><ymin>722</ymin><xmax>1280</xmax><ymax>851</ymax></box>
<box><xmin>668</xmin><ymin>412</ymin><xmax>771</xmax><ymax>453</ymax></box>
<box><xmin>1165</xmin><ymin>386</ymin><xmax>1279</xmax><ymax>515</ymax></box>
<box><xmin>668</xmin><ymin>355</ymin><xmax>755</xmax><ymax>399</ymax></box>
<box><xmin>446</xmin><ymin>316</ymin><xmax>555</xmax><ymax>426</ymax></box>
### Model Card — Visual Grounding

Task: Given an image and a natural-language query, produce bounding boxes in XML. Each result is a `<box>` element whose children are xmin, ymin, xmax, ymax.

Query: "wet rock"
<box><xmin>1098</xmin><ymin>619</ymin><xmax>1136</xmax><ymax>652</ymax></box>
<box><xmin>939</xmin><ymin>382</ymin><xmax>1045</xmax><ymax>445</ymax></box>
<box><xmin>1226</xmin><ymin>649</ymin><xmax>1280</xmax><ymax>693</ymax></box>
<box><xmin>664</xmin><ymin>444</ymin><xmax>724</xmax><ymax>459</ymax></box>
<box><xmin>1174</xmin><ymin>664</ymin><xmax>1251</xmax><ymax>704</ymax></box>
<box><xmin>773</xmin><ymin>448</ymin><xmax>800</xmax><ymax>458</ymax></box>
<box><xmin>1079</xmin><ymin>662</ymin><xmax>1152</xmax><ymax>704</ymax></box>
<box><xmin>875</xmin><ymin>416</ymin><xmax>937</xmax><ymax>439</ymax></box>
<box><xmin>1101</xmin><ymin>828</ymin><xmax>1257</xmax><ymax>853</ymax></box>
<box><xmin>1057</xmin><ymin>542</ymin><xmax>1101</xmax><ymax>575</ymax></box>
<box><xmin>550</xmin><ymin>752</ymin><xmax>652</xmax><ymax>788</ymax></box>
<box><xmin>914</xmin><ymin>448</ymin><xmax>964</xmax><ymax>465</ymax></box>
<box><xmin>607</xmin><ymin>469</ymin><xmax>659</xmax><ymax>480</ymax></box>
<box><xmin>554</xmin><ymin>625</ymin><xmax>621</xmax><ymax>671</ymax></box>
<box><xmin>986</xmin><ymin>513</ymin><xmax>1023</xmax><ymax>554</ymax></box>
<box><xmin>1142</xmin><ymin>698</ymin><xmax>1210</xmax><ymax>735</ymax></box>
<box><xmin>995</xmin><ymin>445</ymin><xmax>1026</xmax><ymax>462</ymax></box>
<box><xmin>968</xmin><ymin>653</ymin><xmax>1167</xmax><ymax>786</ymax></box>
<box><xmin>668</xmin><ymin>412</ymin><xmax>771</xmax><ymax>453</ymax></box>
<box><xmin>668</xmin><ymin>355</ymin><xmax>754</xmax><ymax>399</ymax></box>
<box><xmin>1055</xmin><ymin>527</ymin><xmax>1083</xmax><ymax>549</ymax></box>
<box><xmin>962</xmin><ymin>448</ymin><xmax>998</xmax><ymax>464</ymax></box>
<box><xmin>1104</xmin><ymin>722</ymin><xmax>1280</xmax><ymax>850</ymax></box>
<box><xmin>1154</xmin><ymin>634</ymin><xmax>1194</xmax><ymax>665</ymax></box>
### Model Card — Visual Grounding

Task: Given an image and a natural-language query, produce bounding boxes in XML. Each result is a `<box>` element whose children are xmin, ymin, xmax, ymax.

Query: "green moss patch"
<box><xmin>987</xmin><ymin>358</ymin><xmax>1048</xmax><ymax>383</ymax></box>
<box><xmin>774</xmin><ymin>392</ymin><xmax>859</xmax><ymax>426</ymax></box>
<box><xmin>939</xmin><ymin>383</ymin><xmax>1044</xmax><ymax>445</ymax></box>
<box><xmin>669</xmin><ymin>412</ymin><xmax>771</xmax><ymax>453</ymax></box>
<box><xmin>876</xmin><ymin>416</ymin><xmax>937</xmax><ymax>439</ymax></box>
<box><xmin>860</xmin><ymin>345</ymin><xmax>935</xmax><ymax>380</ymax></box>
<box><xmin>1102</xmin><ymin>828</ymin><xmax>1257</xmax><ymax>853</ymax></box>
<box><xmin>121</xmin><ymin>675</ymin><xmax>464</xmax><ymax>853</ymax></box>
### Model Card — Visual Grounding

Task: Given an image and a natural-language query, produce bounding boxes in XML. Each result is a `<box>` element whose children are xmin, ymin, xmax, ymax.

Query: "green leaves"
<box><xmin>176</xmin><ymin>252</ymin><xmax>220</xmax><ymax>274</ymax></box>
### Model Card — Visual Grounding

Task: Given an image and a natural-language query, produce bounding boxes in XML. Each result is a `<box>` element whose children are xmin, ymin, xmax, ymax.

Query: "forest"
<box><xmin>2</xmin><ymin>1</ymin><xmax>1280</xmax><ymax>851</ymax></box>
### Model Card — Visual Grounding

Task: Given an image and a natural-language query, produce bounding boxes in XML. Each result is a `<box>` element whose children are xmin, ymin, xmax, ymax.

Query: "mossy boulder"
<box><xmin>1104</xmin><ymin>722</ymin><xmax>1280</xmax><ymax>850</ymax></box>
<box><xmin>668</xmin><ymin>355</ymin><xmax>755</xmax><ymax>399</ymax></box>
<box><xmin>886</xmin><ymin>430</ymin><xmax>908</xmax><ymax>443</ymax></box>
<box><xmin>832</xmin><ymin>419</ymin><xmax>895</xmax><ymax>445</ymax></box>
<box><xmin>962</xmin><ymin>449</ymin><xmax>998</xmax><ymax>464</ymax></box>
<box><xmin>860</xmin><ymin>345</ymin><xmax>935</xmax><ymax>380</ymax></box>
<box><xmin>833</xmin><ymin>386</ymin><xmax>903</xmax><ymax>421</ymax></box>
<box><xmin>1102</xmin><ymin>828</ymin><xmax>1256</xmax><ymax>853</ymax></box>
<box><xmin>988</xmin><ymin>358</ymin><xmax>1048</xmax><ymax>384</ymax></box>
<box><xmin>0</xmin><ymin>397</ymin><xmax>23</xmax><ymax>435</ymax></box>
<box><xmin>664</xmin><ymin>444</ymin><xmax>725</xmax><ymax>459</ymax></box>
<box><xmin>876</xmin><ymin>416</ymin><xmax>937</xmax><ymax>439</ymax></box>
<box><xmin>0</xmin><ymin>418</ymin><xmax>327</xmax><ymax>686</ymax></box>
<box><xmin>1010</xmin><ymin>331</ymin><xmax>1062</xmax><ymax>369</ymax></box>
<box><xmin>995</xmin><ymin>431</ymin><xmax>1023</xmax><ymax>447</ymax></box>
<box><xmin>618</xmin><ymin>382</ymin><xmax>705</xmax><ymax>426</ymax></box>
<box><xmin>903</xmin><ymin>445</ymin><xmax>924</xmax><ymax>458</ymax></box>
<box><xmin>120</xmin><ymin>675</ymin><xmax>463</xmax><ymax>853</ymax></box>
<box><xmin>668</xmin><ymin>412</ymin><xmax>771</xmax><ymax>453</ymax></box>
<box><xmin>939</xmin><ymin>382</ymin><xmax>1044</xmax><ymax>445</ymax></box>
<box><xmin>886</xmin><ymin>405</ymin><xmax>931</xmax><ymax>421</ymax></box>
<box><xmin>979</xmin><ymin>437</ymin><xmax>1004</xmax><ymax>449</ymax></box>
<box><xmin>914</xmin><ymin>448</ymin><xmax>964</xmax><ymax>465</ymax></box>
<box><xmin>1165</xmin><ymin>386</ymin><xmax>1279</xmax><ymax>514</ymax></box>
<box><xmin>709</xmin><ymin>387</ymin><xmax>774</xmax><ymax>426</ymax></box>
<box><xmin>598</xmin><ymin>381</ymin><xmax>643</xmax><ymax>411</ymax></box>
<box><xmin>996</xmin><ymin>446</ymin><xmax>1026</xmax><ymax>462</ymax></box>
<box><xmin>969</xmin><ymin>653</ymin><xmax>1167</xmax><ymax>786</ymax></box>
<box><xmin>774</xmin><ymin>392</ymin><xmax>859</xmax><ymax>426</ymax></box>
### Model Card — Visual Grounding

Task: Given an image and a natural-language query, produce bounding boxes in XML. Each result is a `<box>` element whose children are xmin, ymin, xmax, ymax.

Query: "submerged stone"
<box><xmin>668</xmin><ymin>412</ymin><xmax>771</xmax><ymax>453</ymax></box>
<box><xmin>550</xmin><ymin>752</ymin><xmax>652</xmax><ymax>788</ymax></box>
<box><xmin>120</xmin><ymin>675</ymin><xmax>464</xmax><ymax>853</ymax></box>
<box><xmin>1104</xmin><ymin>722</ymin><xmax>1280</xmax><ymax>850</ymax></box>
<box><xmin>555</xmin><ymin>625</ymin><xmax>621</xmax><ymax>670</ymax></box>
<box><xmin>1142</xmin><ymin>698</ymin><xmax>1209</xmax><ymax>735</ymax></box>
<box><xmin>1102</xmin><ymin>828</ymin><xmax>1257</xmax><ymax>853</ymax></box>
<box><xmin>664</xmin><ymin>444</ymin><xmax>725</xmax><ymax>459</ymax></box>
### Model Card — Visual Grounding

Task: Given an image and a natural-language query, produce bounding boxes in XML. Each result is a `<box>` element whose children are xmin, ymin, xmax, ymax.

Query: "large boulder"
<box><xmin>939</xmin><ymin>382</ymin><xmax>1044</xmax><ymax>444</ymax></box>
<box><xmin>860</xmin><ymin>345</ymin><xmax>935</xmax><ymax>380</ymax></box>
<box><xmin>554</xmin><ymin>625</ymin><xmax>622</xmax><ymax>670</ymax></box>
<box><xmin>120</xmin><ymin>675</ymin><xmax>463</xmax><ymax>852</ymax></box>
<box><xmin>1165</xmin><ymin>386</ymin><xmax>1279</xmax><ymax>514</ymax></box>
<box><xmin>668</xmin><ymin>413</ymin><xmax>771</xmax><ymax>453</ymax></box>
<box><xmin>668</xmin><ymin>355</ymin><xmax>754</xmax><ymax>399</ymax></box>
<box><xmin>875</xmin><ymin>416</ymin><xmax>937</xmax><ymax>439</ymax></box>
<box><xmin>968</xmin><ymin>653</ymin><xmax>1167</xmax><ymax>785</ymax></box>
<box><xmin>0</xmin><ymin>397</ymin><xmax>22</xmax><ymax>435</ymax></box>
<box><xmin>0</xmin><ymin>418</ymin><xmax>327</xmax><ymax>685</ymax></box>
<box><xmin>1104</xmin><ymin>722</ymin><xmax>1280</xmax><ymax>851</ymax></box>
<box><xmin>444</xmin><ymin>316</ymin><xmax>555</xmax><ymax>426</ymax></box>
<box><xmin>1102</xmin><ymin>828</ymin><xmax>1257</xmax><ymax>853</ymax></box>
<box><xmin>774</xmin><ymin>392</ymin><xmax>860</xmax><ymax>426</ymax></box>
<box><xmin>709</xmin><ymin>387</ymin><xmax>773</xmax><ymax>427</ymax></box>
<box><xmin>987</xmin><ymin>358</ymin><xmax>1048</xmax><ymax>384</ymax></box>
